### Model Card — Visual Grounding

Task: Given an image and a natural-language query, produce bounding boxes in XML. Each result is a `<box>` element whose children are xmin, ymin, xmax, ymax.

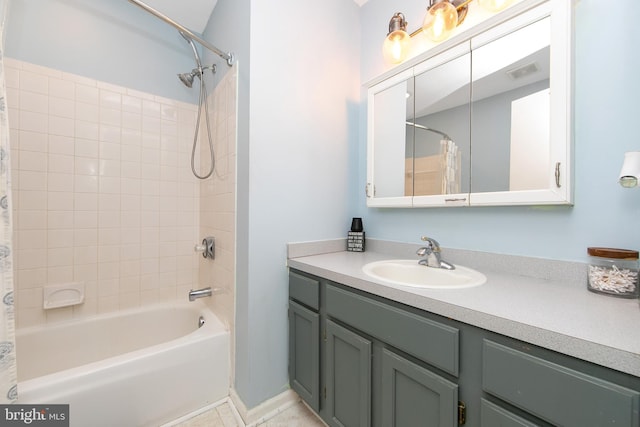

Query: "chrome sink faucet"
<box><xmin>416</xmin><ymin>236</ymin><xmax>455</xmax><ymax>270</ymax></box>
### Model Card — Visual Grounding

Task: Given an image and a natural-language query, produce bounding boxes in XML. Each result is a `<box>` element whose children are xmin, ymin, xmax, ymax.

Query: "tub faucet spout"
<box><xmin>189</xmin><ymin>287</ymin><xmax>212</xmax><ymax>301</ymax></box>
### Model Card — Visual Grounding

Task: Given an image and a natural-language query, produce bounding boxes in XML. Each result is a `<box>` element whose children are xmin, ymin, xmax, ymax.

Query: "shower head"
<box><xmin>177</xmin><ymin>64</ymin><xmax>216</xmax><ymax>89</ymax></box>
<box><xmin>178</xmin><ymin>70</ymin><xmax>197</xmax><ymax>88</ymax></box>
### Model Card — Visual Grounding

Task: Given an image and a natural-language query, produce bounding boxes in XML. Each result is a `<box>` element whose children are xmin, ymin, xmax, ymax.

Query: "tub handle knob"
<box><xmin>194</xmin><ymin>237</ymin><xmax>215</xmax><ymax>259</ymax></box>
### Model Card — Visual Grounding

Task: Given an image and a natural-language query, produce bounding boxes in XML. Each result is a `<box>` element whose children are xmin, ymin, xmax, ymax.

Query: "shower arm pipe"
<box><xmin>406</xmin><ymin>121</ymin><xmax>452</xmax><ymax>141</ymax></box>
<box><xmin>128</xmin><ymin>0</ymin><xmax>235</xmax><ymax>66</ymax></box>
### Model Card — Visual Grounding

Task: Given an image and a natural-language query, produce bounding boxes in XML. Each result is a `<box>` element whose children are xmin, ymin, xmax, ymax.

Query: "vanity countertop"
<box><xmin>287</xmin><ymin>244</ymin><xmax>640</xmax><ymax>378</ymax></box>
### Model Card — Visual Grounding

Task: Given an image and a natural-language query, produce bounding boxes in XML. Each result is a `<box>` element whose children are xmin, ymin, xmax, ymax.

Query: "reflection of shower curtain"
<box><xmin>0</xmin><ymin>0</ymin><xmax>17</xmax><ymax>403</ymax></box>
<box><xmin>441</xmin><ymin>139</ymin><xmax>460</xmax><ymax>195</ymax></box>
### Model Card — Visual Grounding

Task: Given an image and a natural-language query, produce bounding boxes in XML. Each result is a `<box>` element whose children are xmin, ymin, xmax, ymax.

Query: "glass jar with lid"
<box><xmin>587</xmin><ymin>247</ymin><xmax>639</xmax><ymax>298</ymax></box>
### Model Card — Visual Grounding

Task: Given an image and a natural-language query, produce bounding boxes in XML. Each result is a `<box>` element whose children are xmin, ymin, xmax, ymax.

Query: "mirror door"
<box><xmin>367</xmin><ymin>69</ymin><xmax>414</xmax><ymax>207</ymax></box>
<box><xmin>412</xmin><ymin>45</ymin><xmax>471</xmax><ymax>207</ymax></box>
<box><xmin>468</xmin><ymin>3</ymin><xmax>571</xmax><ymax>206</ymax></box>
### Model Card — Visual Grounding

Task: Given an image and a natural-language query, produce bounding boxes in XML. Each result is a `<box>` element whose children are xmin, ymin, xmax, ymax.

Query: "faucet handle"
<box><xmin>416</xmin><ymin>247</ymin><xmax>429</xmax><ymax>256</ymax></box>
<box><xmin>420</xmin><ymin>236</ymin><xmax>440</xmax><ymax>250</ymax></box>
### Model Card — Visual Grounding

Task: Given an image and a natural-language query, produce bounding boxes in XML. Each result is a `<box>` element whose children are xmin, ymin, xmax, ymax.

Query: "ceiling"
<box><xmin>143</xmin><ymin>0</ymin><xmax>219</xmax><ymax>33</ymax></box>
<box><xmin>143</xmin><ymin>0</ymin><xmax>368</xmax><ymax>33</ymax></box>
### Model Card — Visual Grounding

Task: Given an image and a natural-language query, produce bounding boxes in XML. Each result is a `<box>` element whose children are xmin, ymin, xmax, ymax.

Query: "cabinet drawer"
<box><xmin>289</xmin><ymin>271</ymin><xmax>319</xmax><ymax>310</ymax></box>
<box><xmin>480</xmin><ymin>399</ymin><xmax>539</xmax><ymax>427</ymax></box>
<box><xmin>326</xmin><ymin>284</ymin><xmax>459</xmax><ymax>376</ymax></box>
<box><xmin>482</xmin><ymin>340</ymin><xmax>640</xmax><ymax>427</ymax></box>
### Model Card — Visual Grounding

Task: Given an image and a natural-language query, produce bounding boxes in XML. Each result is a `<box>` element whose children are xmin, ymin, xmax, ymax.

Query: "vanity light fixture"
<box><xmin>422</xmin><ymin>0</ymin><xmax>469</xmax><ymax>42</ymax></box>
<box><xmin>383</xmin><ymin>13</ymin><xmax>411</xmax><ymax>64</ymax></box>
<box><xmin>619</xmin><ymin>151</ymin><xmax>640</xmax><ymax>188</ymax></box>
<box><xmin>383</xmin><ymin>0</ymin><xmax>514</xmax><ymax>64</ymax></box>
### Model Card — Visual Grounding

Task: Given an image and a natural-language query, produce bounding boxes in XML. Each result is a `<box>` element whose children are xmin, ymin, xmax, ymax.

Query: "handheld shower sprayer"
<box><xmin>126</xmin><ymin>0</ymin><xmax>236</xmax><ymax>180</ymax></box>
<box><xmin>178</xmin><ymin>31</ymin><xmax>217</xmax><ymax>180</ymax></box>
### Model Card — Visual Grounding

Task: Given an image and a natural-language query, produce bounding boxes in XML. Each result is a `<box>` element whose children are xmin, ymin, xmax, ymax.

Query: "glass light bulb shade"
<box><xmin>422</xmin><ymin>2</ymin><xmax>458</xmax><ymax>42</ymax></box>
<box><xmin>383</xmin><ymin>30</ymin><xmax>410</xmax><ymax>64</ymax></box>
<box><xmin>620</xmin><ymin>176</ymin><xmax>638</xmax><ymax>188</ymax></box>
<box><xmin>619</xmin><ymin>151</ymin><xmax>640</xmax><ymax>188</ymax></box>
<box><xmin>477</xmin><ymin>0</ymin><xmax>514</xmax><ymax>12</ymax></box>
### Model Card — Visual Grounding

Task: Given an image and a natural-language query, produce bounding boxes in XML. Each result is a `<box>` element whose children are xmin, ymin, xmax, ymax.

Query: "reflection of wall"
<box><xmin>510</xmin><ymin>89</ymin><xmax>550</xmax><ymax>190</ymax></box>
<box><xmin>470</xmin><ymin>79</ymin><xmax>548</xmax><ymax>193</ymax></box>
<box><xmin>412</xmin><ymin>79</ymin><xmax>548</xmax><ymax>193</ymax></box>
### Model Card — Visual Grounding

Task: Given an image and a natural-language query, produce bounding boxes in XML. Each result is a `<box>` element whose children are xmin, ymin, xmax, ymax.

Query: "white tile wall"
<box><xmin>5</xmin><ymin>58</ymin><xmax>215</xmax><ymax>328</ymax></box>
<box><xmin>199</xmin><ymin>65</ymin><xmax>237</xmax><ymax>378</ymax></box>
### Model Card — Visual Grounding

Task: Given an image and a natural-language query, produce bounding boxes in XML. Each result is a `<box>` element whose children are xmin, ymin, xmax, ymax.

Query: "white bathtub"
<box><xmin>15</xmin><ymin>301</ymin><xmax>230</xmax><ymax>427</ymax></box>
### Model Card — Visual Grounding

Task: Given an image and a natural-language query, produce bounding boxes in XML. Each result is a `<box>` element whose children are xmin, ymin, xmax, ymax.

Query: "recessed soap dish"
<box><xmin>43</xmin><ymin>282</ymin><xmax>85</xmax><ymax>309</ymax></box>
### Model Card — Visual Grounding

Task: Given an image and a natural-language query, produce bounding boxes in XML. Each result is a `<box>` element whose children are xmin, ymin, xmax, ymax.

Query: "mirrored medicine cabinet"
<box><xmin>366</xmin><ymin>0</ymin><xmax>572</xmax><ymax>208</ymax></box>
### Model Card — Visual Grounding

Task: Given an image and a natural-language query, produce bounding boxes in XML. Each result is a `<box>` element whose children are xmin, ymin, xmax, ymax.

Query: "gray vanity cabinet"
<box><xmin>325</xmin><ymin>282</ymin><xmax>460</xmax><ymax>426</ymax></box>
<box><xmin>288</xmin><ymin>269</ymin><xmax>640</xmax><ymax>427</ymax></box>
<box><xmin>288</xmin><ymin>272</ymin><xmax>321</xmax><ymax>411</ymax></box>
<box><xmin>289</xmin><ymin>270</ymin><xmax>461</xmax><ymax>427</ymax></box>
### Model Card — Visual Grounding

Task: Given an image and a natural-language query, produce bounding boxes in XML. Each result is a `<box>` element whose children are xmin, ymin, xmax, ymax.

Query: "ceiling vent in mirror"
<box><xmin>507</xmin><ymin>62</ymin><xmax>540</xmax><ymax>79</ymax></box>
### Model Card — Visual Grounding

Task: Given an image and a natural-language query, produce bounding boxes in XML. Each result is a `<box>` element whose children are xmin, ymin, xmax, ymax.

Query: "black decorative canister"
<box><xmin>347</xmin><ymin>218</ymin><xmax>365</xmax><ymax>252</ymax></box>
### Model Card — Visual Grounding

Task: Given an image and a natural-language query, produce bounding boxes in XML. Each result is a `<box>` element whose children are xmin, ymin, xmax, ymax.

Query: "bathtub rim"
<box><xmin>17</xmin><ymin>299</ymin><xmax>229</xmax><ymax>397</ymax></box>
<box><xmin>15</xmin><ymin>299</ymin><xmax>223</xmax><ymax>337</ymax></box>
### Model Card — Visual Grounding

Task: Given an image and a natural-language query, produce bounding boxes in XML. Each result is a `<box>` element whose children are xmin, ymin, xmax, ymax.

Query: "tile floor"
<box><xmin>175</xmin><ymin>400</ymin><xmax>326</xmax><ymax>427</ymax></box>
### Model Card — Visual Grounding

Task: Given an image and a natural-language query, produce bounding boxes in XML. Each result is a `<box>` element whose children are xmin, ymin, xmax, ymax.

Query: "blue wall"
<box><xmin>5</xmin><ymin>0</ymin><xmax>198</xmax><ymax>103</ymax></box>
<box><xmin>238</xmin><ymin>0</ymin><xmax>361</xmax><ymax>409</ymax></box>
<box><xmin>356</xmin><ymin>0</ymin><xmax>640</xmax><ymax>262</ymax></box>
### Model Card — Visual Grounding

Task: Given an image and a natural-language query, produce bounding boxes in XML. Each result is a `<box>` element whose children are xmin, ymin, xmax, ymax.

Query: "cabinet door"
<box><xmin>381</xmin><ymin>348</ymin><xmax>458</xmax><ymax>427</ymax></box>
<box><xmin>468</xmin><ymin>3</ymin><xmax>572</xmax><ymax>206</ymax></box>
<box><xmin>288</xmin><ymin>301</ymin><xmax>320</xmax><ymax>411</ymax></box>
<box><xmin>325</xmin><ymin>319</ymin><xmax>371</xmax><ymax>427</ymax></box>
<box><xmin>411</xmin><ymin>44</ymin><xmax>471</xmax><ymax>208</ymax></box>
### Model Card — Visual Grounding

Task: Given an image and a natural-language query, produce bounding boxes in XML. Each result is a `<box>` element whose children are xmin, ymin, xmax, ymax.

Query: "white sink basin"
<box><xmin>362</xmin><ymin>259</ymin><xmax>486</xmax><ymax>289</ymax></box>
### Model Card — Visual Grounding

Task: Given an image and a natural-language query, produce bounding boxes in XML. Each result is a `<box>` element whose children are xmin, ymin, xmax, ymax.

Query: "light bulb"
<box><xmin>477</xmin><ymin>0</ymin><xmax>514</xmax><ymax>12</ymax></box>
<box><xmin>422</xmin><ymin>1</ymin><xmax>458</xmax><ymax>42</ymax></box>
<box><xmin>383</xmin><ymin>30</ymin><xmax>410</xmax><ymax>64</ymax></box>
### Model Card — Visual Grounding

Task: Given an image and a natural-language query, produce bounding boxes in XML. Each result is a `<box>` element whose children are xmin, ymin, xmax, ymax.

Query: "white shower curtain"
<box><xmin>0</xmin><ymin>0</ymin><xmax>17</xmax><ymax>403</ymax></box>
<box><xmin>440</xmin><ymin>139</ymin><xmax>460</xmax><ymax>195</ymax></box>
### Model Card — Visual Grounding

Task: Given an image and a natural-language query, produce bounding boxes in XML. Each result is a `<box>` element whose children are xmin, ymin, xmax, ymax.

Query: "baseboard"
<box><xmin>230</xmin><ymin>388</ymin><xmax>301</xmax><ymax>426</ymax></box>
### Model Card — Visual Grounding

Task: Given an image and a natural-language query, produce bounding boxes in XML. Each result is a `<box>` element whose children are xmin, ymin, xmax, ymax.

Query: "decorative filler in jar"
<box><xmin>587</xmin><ymin>247</ymin><xmax>639</xmax><ymax>298</ymax></box>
